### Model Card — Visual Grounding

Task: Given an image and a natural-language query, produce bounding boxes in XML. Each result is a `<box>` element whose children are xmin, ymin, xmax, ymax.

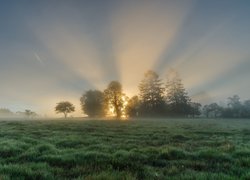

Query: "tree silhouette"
<box><xmin>125</xmin><ymin>96</ymin><xmax>140</xmax><ymax>117</ymax></box>
<box><xmin>189</xmin><ymin>102</ymin><xmax>202</xmax><ymax>118</ymax></box>
<box><xmin>80</xmin><ymin>90</ymin><xmax>106</xmax><ymax>117</ymax></box>
<box><xmin>165</xmin><ymin>70</ymin><xmax>191</xmax><ymax>116</ymax></box>
<box><xmin>104</xmin><ymin>81</ymin><xmax>125</xmax><ymax>118</ymax></box>
<box><xmin>139</xmin><ymin>70</ymin><xmax>165</xmax><ymax>116</ymax></box>
<box><xmin>203</xmin><ymin>105</ymin><xmax>211</xmax><ymax>118</ymax></box>
<box><xmin>25</xmin><ymin>109</ymin><xmax>37</xmax><ymax>118</ymax></box>
<box><xmin>55</xmin><ymin>101</ymin><xmax>75</xmax><ymax>118</ymax></box>
<box><xmin>242</xmin><ymin>100</ymin><xmax>250</xmax><ymax>118</ymax></box>
<box><xmin>227</xmin><ymin>95</ymin><xmax>242</xmax><ymax>118</ymax></box>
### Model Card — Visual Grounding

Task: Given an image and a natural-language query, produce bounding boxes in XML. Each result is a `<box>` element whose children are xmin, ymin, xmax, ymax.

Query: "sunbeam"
<box><xmin>0</xmin><ymin>0</ymin><xmax>250</xmax><ymax>117</ymax></box>
<box><xmin>111</xmin><ymin>0</ymin><xmax>193</xmax><ymax>95</ymax></box>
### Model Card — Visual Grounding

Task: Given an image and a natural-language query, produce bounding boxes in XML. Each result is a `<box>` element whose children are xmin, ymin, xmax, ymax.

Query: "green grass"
<box><xmin>0</xmin><ymin>118</ymin><xmax>250</xmax><ymax>179</ymax></box>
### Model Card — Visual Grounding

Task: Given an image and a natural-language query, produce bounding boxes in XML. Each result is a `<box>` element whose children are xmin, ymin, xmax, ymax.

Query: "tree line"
<box><xmin>0</xmin><ymin>108</ymin><xmax>37</xmax><ymax>118</ymax></box>
<box><xmin>55</xmin><ymin>70</ymin><xmax>250</xmax><ymax>119</ymax></box>
<box><xmin>1</xmin><ymin>70</ymin><xmax>249</xmax><ymax>119</ymax></box>
<box><xmin>79</xmin><ymin>70</ymin><xmax>197</xmax><ymax>118</ymax></box>
<box><xmin>203</xmin><ymin>95</ymin><xmax>250</xmax><ymax>118</ymax></box>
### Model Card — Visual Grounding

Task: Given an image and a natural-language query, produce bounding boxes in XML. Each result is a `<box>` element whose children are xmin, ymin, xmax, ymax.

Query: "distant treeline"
<box><xmin>78</xmin><ymin>70</ymin><xmax>250</xmax><ymax>119</ymax></box>
<box><xmin>0</xmin><ymin>109</ymin><xmax>37</xmax><ymax>118</ymax></box>
<box><xmin>203</xmin><ymin>95</ymin><xmax>250</xmax><ymax>118</ymax></box>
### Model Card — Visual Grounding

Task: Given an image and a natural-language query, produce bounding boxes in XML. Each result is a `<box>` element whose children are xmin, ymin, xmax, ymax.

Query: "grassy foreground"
<box><xmin>0</xmin><ymin>118</ymin><xmax>250</xmax><ymax>180</ymax></box>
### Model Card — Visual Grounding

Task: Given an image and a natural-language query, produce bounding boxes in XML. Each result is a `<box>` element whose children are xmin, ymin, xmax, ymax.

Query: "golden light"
<box><xmin>111</xmin><ymin>0</ymin><xmax>192</xmax><ymax>95</ymax></box>
<box><xmin>106</xmin><ymin>95</ymin><xmax>129</xmax><ymax>119</ymax></box>
<box><xmin>121</xmin><ymin>96</ymin><xmax>128</xmax><ymax>119</ymax></box>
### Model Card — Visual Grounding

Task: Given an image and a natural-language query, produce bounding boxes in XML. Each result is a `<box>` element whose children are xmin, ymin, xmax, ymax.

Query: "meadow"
<box><xmin>0</xmin><ymin>118</ymin><xmax>250</xmax><ymax>180</ymax></box>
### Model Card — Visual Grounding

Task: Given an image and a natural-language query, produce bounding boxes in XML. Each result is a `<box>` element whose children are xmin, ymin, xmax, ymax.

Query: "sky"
<box><xmin>0</xmin><ymin>0</ymin><xmax>250</xmax><ymax>117</ymax></box>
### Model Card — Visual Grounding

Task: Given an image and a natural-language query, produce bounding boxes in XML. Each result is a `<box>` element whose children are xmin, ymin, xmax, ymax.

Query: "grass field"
<box><xmin>0</xmin><ymin>118</ymin><xmax>250</xmax><ymax>179</ymax></box>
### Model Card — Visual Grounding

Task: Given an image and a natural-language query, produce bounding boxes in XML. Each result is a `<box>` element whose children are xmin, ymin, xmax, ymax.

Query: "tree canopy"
<box><xmin>80</xmin><ymin>90</ymin><xmax>106</xmax><ymax>117</ymax></box>
<box><xmin>104</xmin><ymin>81</ymin><xmax>125</xmax><ymax>118</ymax></box>
<box><xmin>139</xmin><ymin>70</ymin><xmax>166</xmax><ymax>116</ymax></box>
<box><xmin>165</xmin><ymin>71</ymin><xmax>191</xmax><ymax>116</ymax></box>
<box><xmin>55</xmin><ymin>101</ymin><xmax>75</xmax><ymax>118</ymax></box>
<box><xmin>53</xmin><ymin>69</ymin><xmax>250</xmax><ymax>119</ymax></box>
<box><xmin>125</xmin><ymin>96</ymin><xmax>140</xmax><ymax>118</ymax></box>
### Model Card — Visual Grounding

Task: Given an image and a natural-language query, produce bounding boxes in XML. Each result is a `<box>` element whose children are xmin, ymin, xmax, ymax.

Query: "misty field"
<box><xmin>0</xmin><ymin>119</ymin><xmax>250</xmax><ymax>180</ymax></box>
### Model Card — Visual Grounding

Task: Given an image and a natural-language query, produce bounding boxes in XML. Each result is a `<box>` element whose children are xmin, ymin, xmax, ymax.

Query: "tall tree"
<box><xmin>210</xmin><ymin>103</ymin><xmax>222</xmax><ymax>118</ymax></box>
<box><xmin>80</xmin><ymin>90</ymin><xmax>106</xmax><ymax>117</ymax></box>
<box><xmin>125</xmin><ymin>96</ymin><xmax>140</xmax><ymax>118</ymax></box>
<box><xmin>202</xmin><ymin>105</ymin><xmax>211</xmax><ymax>118</ymax></box>
<box><xmin>227</xmin><ymin>95</ymin><xmax>242</xmax><ymax>117</ymax></box>
<box><xmin>55</xmin><ymin>101</ymin><xmax>75</xmax><ymax>118</ymax></box>
<box><xmin>139</xmin><ymin>70</ymin><xmax>165</xmax><ymax>116</ymax></box>
<box><xmin>242</xmin><ymin>100</ymin><xmax>250</xmax><ymax>118</ymax></box>
<box><xmin>165</xmin><ymin>70</ymin><xmax>191</xmax><ymax>116</ymax></box>
<box><xmin>203</xmin><ymin>103</ymin><xmax>223</xmax><ymax>118</ymax></box>
<box><xmin>189</xmin><ymin>102</ymin><xmax>202</xmax><ymax>118</ymax></box>
<box><xmin>104</xmin><ymin>81</ymin><xmax>125</xmax><ymax>118</ymax></box>
<box><xmin>25</xmin><ymin>109</ymin><xmax>37</xmax><ymax>118</ymax></box>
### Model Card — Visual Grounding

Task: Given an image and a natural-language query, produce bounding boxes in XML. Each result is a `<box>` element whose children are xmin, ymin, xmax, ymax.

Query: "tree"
<box><xmin>209</xmin><ymin>103</ymin><xmax>222</xmax><ymax>118</ymax></box>
<box><xmin>55</xmin><ymin>101</ymin><xmax>75</xmax><ymax>118</ymax></box>
<box><xmin>125</xmin><ymin>96</ymin><xmax>140</xmax><ymax>117</ymax></box>
<box><xmin>203</xmin><ymin>103</ymin><xmax>222</xmax><ymax>118</ymax></box>
<box><xmin>80</xmin><ymin>90</ymin><xmax>106</xmax><ymax>117</ymax></box>
<box><xmin>25</xmin><ymin>109</ymin><xmax>37</xmax><ymax>118</ymax></box>
<box><xmin>242</xmin><ymin>100</ymin><xmax>250</xmax><ymax>118</ymax></box>
<box><xmin>189</xmin><ymin>102</ymin><xmax>202</xmax><ymax>118</ymax></box>
<box><xmin>139</xmin><ymin>70</ymin><xmax>165</xmax><ymax>116</ymax></box>
<box><xmin>104</xmin><ymin>81</ymin><xmax>125</xmax><ymax>118</ymax></box>
<box><xmin>165</xmin><ymin>70</ymin><xmax>191</xmax><ymax>116</ymax></box>
<box><xmin>227</xmin><ymin>95</ymin><xmax>242</xmax><ymax>118</ymax></box>
<box><xmin>203</xmin><ymin>105</ymin><xmax>211</xmax><ymax>118</ymax></box>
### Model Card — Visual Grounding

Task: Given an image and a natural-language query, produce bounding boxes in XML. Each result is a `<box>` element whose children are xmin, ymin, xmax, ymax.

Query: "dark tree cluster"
<box><xmin>80</xmin><ymin>70</ymin><xmax>200</xmax><ymax>118</ymax></box>
<box><xmin>80</xmin><ymin>81</ymin><xmax>126</xmax><ymax>118</ymax></box>
<box><xmin>203</xmin><ymin>95</ymin><xmax>250</xmax><ymax>118</ymax></box>
<box><xmin>56</xmin><ymin>70</ymin><xmax>250</xmax><ymax>119</ymax></box>
<box><xmin>137</xmin><ymin>70</ymin><xmax>199</xmax><ymax>117</ymax></box>
<box><xmin>80</xmin><ymin>90</ymin><xmax>106</xmax><ymax>117</ymax></box>
<box><xmin>0</xmin><ymin>108</ymin><xmax>38</xmax><ymax>119</ymax></box>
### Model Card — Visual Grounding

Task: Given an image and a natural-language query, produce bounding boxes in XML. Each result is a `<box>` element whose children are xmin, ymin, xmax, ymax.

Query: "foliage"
<box><xmin>104</xmin><ymin>81</ymin><xmax>125</xmax><ymax>118</ymax></box>
<box><xmin>227</xmin><ymin>95</ymin><xmax>243</xmax><ymax>118</ymax></box>
<box><xmin>25</xmin><ymin>110</ymin><xmax>37</xmax><ymax>118</ymax></box>
<box><xmin>202</xmin><ymin>103</ymin><xmax>222</xmax><ymax>118</ymax></box>
<box><xmin>80</xmin><ymin>90</ymin><xmax>106</xmax><ymax>117</ymax></box>
<box><xmin>139</xmin><ymin>70</ymin><xmax>166</xmax><ymax>116</ymax></box>
<box><xmin>189</xmin><ymin>102</ymin><xmax>202</xmax><ymax>117</ymax></box>
<box><xmin>242</xmin><ymin>100</ymin><xmax>250</xmax><ymax>118</ymax></box>
<box><xmin>203</xmin><ymin>95</ymin><xmax>250</xmax><ymax>118</ymax></box>
<box><xmin>165</xmin><ymin>70</ymin><xmax>191</xmax><ymax>116</ymax></box>
<box><xmin>55</xmin><ymin>101</ymin><xmax>75</xmax><ymax>118</ymax></box>
<box><xmin>125</xmin><ymin>96</ymin><xmax>140</xmax><ymax>118</ymax></box>
<box><xmin>74</xmin><ymin>70</ymin><xmax>250</xmax><ymax>118</ymax></box>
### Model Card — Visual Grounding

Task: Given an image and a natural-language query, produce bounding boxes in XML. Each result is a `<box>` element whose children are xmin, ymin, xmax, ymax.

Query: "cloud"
<box><xmin>34</xmin><ymin>52</ymin><xmax>44</xmax><ymax>66</ymax></box>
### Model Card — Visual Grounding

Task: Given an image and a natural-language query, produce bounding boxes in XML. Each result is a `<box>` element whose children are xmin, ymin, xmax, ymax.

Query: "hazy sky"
<box><xmin>1</xmin><ymin>0</ymin><xmax>250</xmax><ymax>117</ymax></box>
